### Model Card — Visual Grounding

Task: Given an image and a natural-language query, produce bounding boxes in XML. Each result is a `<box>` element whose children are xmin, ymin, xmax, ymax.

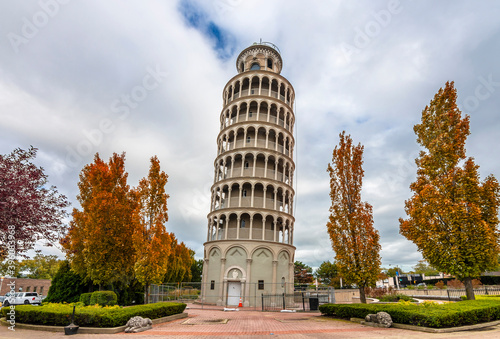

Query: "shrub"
<box><xmin>472</xmin><ymin>279</ymin><xmax>483</xmax><ymax>288</ymax></box>
<box><xmin>1</xmin><ymin>302</ymin><xmax>186</xmax><ymax>327</ymax></box>
<box><xmin>435</xmin><ymin>281</ymin><xmax>445</xmax><ymax>289</ymax></box>
<box><xmin>80</xmin><ymin>293</ymin><xmax>93</xmax><ymax>306</ymax></box>
<box><xmin>89</xmin><ymin>291</ymin><xmax>117</xmax><ymax>306</ymax></box>
<box><xmin>378</xmin><ymin>294</ymin><xmax>415</xmax><ymax>302</ymax></box>
<box><xmin>365</xmin><ymin>287</ymin><xmax>388</xmax><ymax>298</ymax></box>
<box><xmin>319</xmin><ymin>297</ymin><xmax>500</xmax><ymax>328</ymax></box>
<box><xmin>447</xmin><ymin>279</ymin><xmax>464</xmax><ymax>289</ymax></box>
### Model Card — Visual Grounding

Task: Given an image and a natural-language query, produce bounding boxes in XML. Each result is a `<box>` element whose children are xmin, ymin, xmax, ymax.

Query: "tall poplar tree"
<box><xmin>327</xmin><ymin>132</ymin><xmax>381</xmax><ymax>303</ymax></box>
<box><xmin>400</xmin><ymin>81</ymin><xmax>500</xmax><ymax>300</ymax></box>
<box><xmin>133</xmin><ymin>156</ymin><xmax>173</xmax><ymax>303</ymax></box>
<box><xmin>61</xmin><ymin>153</ymin><xmax>139</xmax><ymax>288</ymax></box>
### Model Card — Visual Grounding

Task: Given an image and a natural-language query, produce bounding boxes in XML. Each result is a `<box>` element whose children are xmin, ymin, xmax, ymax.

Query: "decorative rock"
<box><xmin>364</xmin><ymin>312</ymin><xmax>392</xmax><ymax>328</ymax></box>
<box><xmin>376</xmin><ymin>312</ymin><xmax>393</xmax><ymax>328</ymax></box>
<box><xmin>124</xmin><ymin>316</ymin><xmax>153</xmax><ymax>333</ymax></box>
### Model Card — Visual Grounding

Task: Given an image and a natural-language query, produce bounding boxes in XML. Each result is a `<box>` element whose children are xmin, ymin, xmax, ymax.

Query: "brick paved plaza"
<box><xmin>2</xmin><ymin>304</ymin><xmax>500</xmax><ymax>338</ymax></box>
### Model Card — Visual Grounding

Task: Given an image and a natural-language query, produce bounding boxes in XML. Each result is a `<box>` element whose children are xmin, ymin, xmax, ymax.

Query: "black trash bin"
<box><xmin>309</xmin><ymin>297</ymin><xmax>319</xmax><ymax>311</ymax></box>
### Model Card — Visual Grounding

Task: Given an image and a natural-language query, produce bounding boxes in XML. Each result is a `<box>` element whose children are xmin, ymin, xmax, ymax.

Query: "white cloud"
<box><xmin>1</xmin><ymin>0</ymin><xmax>499</xmax><ymax>271</ymax></box>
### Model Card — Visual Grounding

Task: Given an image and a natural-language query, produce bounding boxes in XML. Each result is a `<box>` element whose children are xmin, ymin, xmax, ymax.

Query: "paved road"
<box><xmin>2</xmin><ymin>305</ymin><xmax>500</xmax><ymax>338</ymax></box>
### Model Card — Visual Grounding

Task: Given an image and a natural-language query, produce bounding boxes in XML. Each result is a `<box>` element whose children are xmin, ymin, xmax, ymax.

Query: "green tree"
<box><xmin>400</xmin><ymin>81</ymin><xmax>500</xmax><ymax>300</ymax></box>
<box><xmin>190</xmin><ymin>258</ymin><xmax>203</xmax><ymax>283</ymax></box>
<box><xmin>412</xmin><ymin>260</ymin><xmax>439</xmax><ymax>276</ymax></box>
<box><xmin>327</xmin><ymin>132</ymin><xmax>382</xmax><ymax>303</ymax></box>
<box><xmin>20</xmin><ymin>252</ymin><xmax>61</xmax><ymax>279</ymax></box>
<box><xmin>294</xmin><ymin>261</ymin><xmax>314</xmax><ymax>284</ymax></box>
<box><xmin>0</xmin><ymin>259</ymin><xmax>21</xmax><ymax>277</ymax></box>
<box><xmin>385</xmin><ymin>267</ymin><xmax>404</xmax><ymax>278</ymax></box>
<box><xmin>314</xmin><ymin>261</ymin><xmax>338</xmax><ymax>286</ymax></box>
<box><xmin>44</xmin><ymin>260</ymin><xmax>92</xmax><ymax>302</ymax></box>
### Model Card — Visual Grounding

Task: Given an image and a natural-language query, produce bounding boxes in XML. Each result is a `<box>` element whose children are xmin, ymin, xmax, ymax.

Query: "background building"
<box><xmin>202</xmin><ymin>42</ymin><xmax>296</xmax><ymax>307</ymax></box>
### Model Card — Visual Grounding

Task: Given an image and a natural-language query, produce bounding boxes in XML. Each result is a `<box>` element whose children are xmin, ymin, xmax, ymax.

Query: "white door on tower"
<box><xmin>227</xmin><ymin>282</ymin><xmax>241</xmax><ymax>305</ymax></box>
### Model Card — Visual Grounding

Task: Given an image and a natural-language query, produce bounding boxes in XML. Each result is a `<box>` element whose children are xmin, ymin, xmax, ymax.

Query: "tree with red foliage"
<box><xmin>0</xmin><ymin>146</ymin><xmax>69</xmax><ymax>258</ymax></box>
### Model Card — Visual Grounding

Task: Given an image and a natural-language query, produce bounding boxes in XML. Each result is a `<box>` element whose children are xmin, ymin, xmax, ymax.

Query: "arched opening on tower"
<box><xmin>250</xmin><ymin>76</ymin><xmax>259</xmax><ymax>94</ymax></box>
<box><xmin>261</xmin><ymin>77</ymin><xmax>270</xmax><ymax>95</ymax></box>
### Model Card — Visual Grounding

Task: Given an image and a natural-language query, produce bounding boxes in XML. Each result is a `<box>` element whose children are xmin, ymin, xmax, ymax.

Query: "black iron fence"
<box><xmin>447</xmin><ymin>286</ymin><xmax>500</xmax><ymax>300</ymax></box>
<box><xmin>261</xmin><ymin>291</ymin><xmax>334</xmax><ymax>312</ymax></box>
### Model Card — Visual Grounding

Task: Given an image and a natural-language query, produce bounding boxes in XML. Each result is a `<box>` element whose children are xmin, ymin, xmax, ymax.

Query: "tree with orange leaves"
<box><xmin>133</xmin><ymin>156</ymin><xmax>173</xmax><ymax>303</ymax></box>
<box><xmin>163</xmin><ymin>239</ymin><xmax>193</xmax><ymax>283</ymax></box>
<box><xmin>61</xmin><ymin>153</ymin><xmax>139</xmax><ymax>288</ymax></box>
<box><xmin>327</xmin><ymin>132</ymin><xmax>381</xmax><ymax>303</ymax></box>
<box><xmin>400</xmin><ymin>81</ymin><xmax>500</xmax><ymax>300</ymax></box>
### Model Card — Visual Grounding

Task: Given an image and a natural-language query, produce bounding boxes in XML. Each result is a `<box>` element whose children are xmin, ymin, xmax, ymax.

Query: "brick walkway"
<box><xmin>2</xmin><ymin>304</ymin><xmax>500</xmax><ymax>338</ymax></box>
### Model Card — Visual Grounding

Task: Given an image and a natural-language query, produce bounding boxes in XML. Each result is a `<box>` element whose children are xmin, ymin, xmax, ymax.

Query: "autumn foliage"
<box><xmin>0</xmin><ymin>147</ymin><xmax>69</xmax><ymax>257</ymax></box>
<box><xmin>62</xmin><ymin>153</ymin><xmax>138</xmax><ymax>286</ymax></box>
<box><xmin>133</xmin><ymin>156</ymin><xmax>173</xmax><ymax>302</ymax></box>
<box><xmin>62</xmin><ymin>153</ymin><xmax>193</xmax><ymax>293</ymax></box>
<box><xmin>399</xmin><ymin>81</ymin><xmax>500</xmax><ymax>300</ymax></box>
<box><xmin>327</xmin><ymin>132</ymin><xmax>382</xmax><ymax>303</ymax></box>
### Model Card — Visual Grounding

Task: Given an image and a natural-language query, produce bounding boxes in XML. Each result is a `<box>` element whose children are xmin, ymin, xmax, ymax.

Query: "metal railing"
<box><xmin>261</xmin><ymin>290</ymin><xmax>335</xmax><ymax>312</ymax></box>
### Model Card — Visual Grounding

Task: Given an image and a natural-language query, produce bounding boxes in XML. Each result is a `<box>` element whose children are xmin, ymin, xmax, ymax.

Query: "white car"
<box><xmin>3</xmin><ymin>292</ymin><xmax>42</xmax><ymax>306</ymax></box>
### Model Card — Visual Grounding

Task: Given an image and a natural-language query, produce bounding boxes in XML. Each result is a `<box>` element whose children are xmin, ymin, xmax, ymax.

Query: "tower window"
<box><xmin>244</xmin><ymin>161</ymin><xmax>249</xmax><ymax>168</ymax></box>
<box><xmin>246</xmin><ymin>136</ymin><xmax>251</xmax><ymax>143</ymax></box>
<box><xmin>249</xmin><ymin>111</ymin><xmax>253</xmax><ymax>117</ymax></box>
<box><xmin>211</xmin><ymin>280</ymin><xmax>215</xmax><ymax>290</ymax></box>
<box><xmin>267</xmin><ymin>58</ymin><xmax>272</xmax><ymax>69</ymax></box>
<box><xmin>241</xmin><ymin>220</ymin><xmax>246</xmax><ymax>228</ymax></box>
<box><xmin>250</xmin><ymin>63</ymin><xmax>260</xmax><ymax>70</ymax></box>
<box><xmin>242</xmin><ymin>189</ymin><xmax>247</xmax><ymax>197</ymax></box>
<box><xmin>258</xmin><ymin>280</ymin><xmax>265</xmax><ymax>290</ymax></box>
<box><xmin>240</xmin><ymin>62</ymin><xmax>244</xmax><ymax>72</ymax></box>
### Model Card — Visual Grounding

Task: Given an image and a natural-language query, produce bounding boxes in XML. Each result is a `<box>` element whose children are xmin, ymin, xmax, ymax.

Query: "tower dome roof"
<box><xmin>236</xmin><ymin>41</ymin><xmax>283</xmax><ymax>74</ymax></box>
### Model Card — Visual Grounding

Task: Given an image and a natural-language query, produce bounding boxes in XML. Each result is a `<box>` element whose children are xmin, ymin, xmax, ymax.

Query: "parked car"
<box><xmin>2</xmin><ymin>292</ymin><xmax>42</xmax><ymax>306</ymax></box>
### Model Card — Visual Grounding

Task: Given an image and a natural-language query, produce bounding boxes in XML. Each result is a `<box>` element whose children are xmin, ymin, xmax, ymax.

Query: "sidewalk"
<box><xmin>2</xmin><ymin>304</ymin><xmax>500</xmax><ymax>338</ymax></box>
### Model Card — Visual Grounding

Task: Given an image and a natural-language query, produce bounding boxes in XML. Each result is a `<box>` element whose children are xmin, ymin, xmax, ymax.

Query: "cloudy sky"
<box><xmin>1</xmin><ymin>0</ymin><xmax>499</xmax><ymax>272</ymax></box>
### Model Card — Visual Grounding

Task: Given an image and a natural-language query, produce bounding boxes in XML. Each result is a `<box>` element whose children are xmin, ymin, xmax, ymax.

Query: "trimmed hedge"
<box><xmin>80</xmin><ymin>293</ymin><xmax>92</xmax><ymax>306</ymax></box>
<box><xmin>89</xmin><ymin>291</ymin><xmax>117</xmax><ymax>306</ymax></box>
<box><xmin>1</xmin><ymin>302</ymin><xmax>186</xmax><ymax>328</ymax></box>
<box><xmin>319</xmin><ymin>297</ymin><xmax>500</xmax><ymax>328</ymax></box>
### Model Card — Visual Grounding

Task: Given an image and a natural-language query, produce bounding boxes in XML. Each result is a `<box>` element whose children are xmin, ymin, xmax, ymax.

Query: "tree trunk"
<box><xmin>463</xmin><ymin>277</ymin><xmax>475</xmax><ymax>300</ymax></box>
<box><xmin>144</xmin><ymin>283</ymin><xmax>149</xmax><ymax>304</ymax></box>
<box><xmin>359</xmin><ymin>286</ymin><xmax>367</xmax><ymax>303</ymax></box>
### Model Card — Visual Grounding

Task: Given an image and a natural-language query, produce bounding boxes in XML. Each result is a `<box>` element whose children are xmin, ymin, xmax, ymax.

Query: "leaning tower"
<box><xmin>202</xmin><ymin>42</ymin><xmax>296</xmax><ymax>307</ymax></box>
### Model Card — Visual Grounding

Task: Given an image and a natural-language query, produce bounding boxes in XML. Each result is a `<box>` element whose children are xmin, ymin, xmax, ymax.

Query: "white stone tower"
<box><xmin>202</xmin><ymin>42</ymin><xmax>296</xmax><ymax>307</ymax></box>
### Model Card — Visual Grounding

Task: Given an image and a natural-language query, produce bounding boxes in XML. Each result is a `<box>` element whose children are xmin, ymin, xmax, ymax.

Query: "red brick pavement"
<box><xmin>2</xmin><ymin>304</ymin><xmax>500</xmax><ymax>338</ymax></box>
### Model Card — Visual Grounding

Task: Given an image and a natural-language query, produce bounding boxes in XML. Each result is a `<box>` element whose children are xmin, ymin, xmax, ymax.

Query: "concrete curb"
<box><xmin>0</xmin><ymin>312</ymin><xmax>187</xmax><ymax>334</ymax></box>
<box><xmin>350</xmin><ymin>317</ymin><xmax>500</xmax><ymax>333</ymax></box>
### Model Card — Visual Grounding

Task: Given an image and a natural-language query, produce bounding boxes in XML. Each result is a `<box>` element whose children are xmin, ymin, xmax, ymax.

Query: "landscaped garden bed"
<box><xmin>319</xmin><ymin>296</ymin><xmax>500</xmax><ymax>328</ymax></box>
<box><xmin>1</xmin><ymin>302</ymin><xmax>186</xmax><ymax>328</ymax></box>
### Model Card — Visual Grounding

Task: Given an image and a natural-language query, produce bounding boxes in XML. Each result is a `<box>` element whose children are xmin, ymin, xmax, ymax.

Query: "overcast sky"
<box><xmin>1</xmin><ymin>0</ymin><xmax>499</xmax><ymax>272</ymax></box>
